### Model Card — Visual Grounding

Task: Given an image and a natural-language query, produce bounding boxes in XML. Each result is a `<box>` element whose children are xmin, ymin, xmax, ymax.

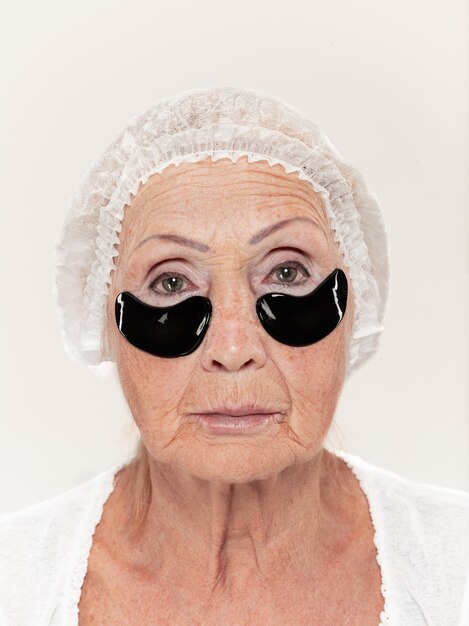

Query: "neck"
<box><xmin>114</xmin><ymin>447</ymin><xmax>359</xmax><ymax>599</ymax></box>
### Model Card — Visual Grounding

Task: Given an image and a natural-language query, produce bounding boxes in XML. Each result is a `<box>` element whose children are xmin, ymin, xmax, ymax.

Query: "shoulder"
<box><xmin>0</xmin><ymin>457</ymin><xmax>131</xmax><ymax>623</ymax></box>
<box><xmin>334</xmin><ymin>449</ymin><xmax>469</xmax><ymax>624</ymax></box>
<box><xmin>336</xmin><ymin>449</ymin><xmax>469</xmax><ymax>533</ymax></box>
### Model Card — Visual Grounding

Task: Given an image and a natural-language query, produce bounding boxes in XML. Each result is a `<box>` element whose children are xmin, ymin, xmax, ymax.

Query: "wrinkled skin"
<box><xmin>78</xmin><ymin>157</ymin><xmax>385</xmax><ymax>625</ymax></box>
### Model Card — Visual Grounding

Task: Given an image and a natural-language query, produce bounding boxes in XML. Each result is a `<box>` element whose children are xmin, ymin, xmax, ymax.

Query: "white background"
<box><xmin>0</xmin><ymin>0</ymin><xmax>467</xmax><ymax>514</ymax></box>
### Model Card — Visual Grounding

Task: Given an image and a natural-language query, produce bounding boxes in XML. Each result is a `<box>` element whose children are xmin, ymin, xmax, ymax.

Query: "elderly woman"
<box><xmin>0</xmin><ymin>86</ymin><xmax>468</xmax><ymax>626</ymax></box>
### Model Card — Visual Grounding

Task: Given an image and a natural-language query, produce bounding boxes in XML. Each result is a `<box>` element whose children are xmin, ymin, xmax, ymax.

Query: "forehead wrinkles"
<box><xmin>119</xmin><ymin>159</ymin><xmax>333</xmax><ymax>252</ymax></box>
<box><xmin>148</xmin><ymin>159</ymin><xmax>323</xmax><ymax>208</ymax></box>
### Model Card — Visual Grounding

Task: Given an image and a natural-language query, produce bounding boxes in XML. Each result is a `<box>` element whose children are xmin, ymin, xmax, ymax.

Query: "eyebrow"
<box><xmin>131</xmin><ymin>216</ymin><xmax>321</xmax><ymax>255</ymax></box>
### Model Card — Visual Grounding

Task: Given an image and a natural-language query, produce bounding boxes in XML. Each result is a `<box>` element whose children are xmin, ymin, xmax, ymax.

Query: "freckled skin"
<box><xmin>107</xmin><ymin>157</ymin><xmax>353</xmax><ymax>482</ymax></box>
<box><xmin>78</xmin><ymin>157</ymin><xmax>385</xmax><ymax>625</ymax></box>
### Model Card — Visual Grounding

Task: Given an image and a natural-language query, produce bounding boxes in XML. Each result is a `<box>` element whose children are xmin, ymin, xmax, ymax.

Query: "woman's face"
<box><xmin>105</xmin><ymin>156</ymin><xmax>355</xmax><ymax>482</ymax></box>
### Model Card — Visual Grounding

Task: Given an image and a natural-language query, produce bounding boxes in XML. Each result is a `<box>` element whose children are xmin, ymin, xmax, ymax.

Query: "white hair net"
<box><xmin>53</xmin><ymin>85</ymin><xmax>390</xmax><ymax>379</ymax></box>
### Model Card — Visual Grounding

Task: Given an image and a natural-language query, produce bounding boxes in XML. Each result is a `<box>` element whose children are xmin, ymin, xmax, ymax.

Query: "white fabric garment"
<box><xmin>0</xmin><ymin>450</ymin><xmax>468</xmax><ymax>626</ymax></box>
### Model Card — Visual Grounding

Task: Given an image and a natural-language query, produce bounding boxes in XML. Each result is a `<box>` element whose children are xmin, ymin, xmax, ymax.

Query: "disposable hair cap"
<box><xmin>53</xmin><ymin>85</ymin><xmax>390</xmax><ymax>379</ymax></box>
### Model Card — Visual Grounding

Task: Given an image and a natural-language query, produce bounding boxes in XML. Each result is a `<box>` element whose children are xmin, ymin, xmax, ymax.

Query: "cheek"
<box><xmin>106</xmin><ymin>287</ymin><xmax>195</xmax><ymax>434</ymax></box>
<box><xmin>278</xmin><ymin>325</ymin><xmax>348</xmax><ymax>428</ymax></box>
<box><xmin>284</xmin><ymin>314</ymin><xmax>347</xmax><ymax>381</ymax></box>
<box><xmin>115</xmin><ymin>340</ymin><xmax>192</xmax><ymax>431</ymax></box>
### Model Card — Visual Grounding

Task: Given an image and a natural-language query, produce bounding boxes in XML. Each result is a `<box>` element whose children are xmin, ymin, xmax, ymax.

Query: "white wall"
<box><xmin>1</xmin><ymin>0</ymin><xmax>467</xmax><ymax>514</ymax></box>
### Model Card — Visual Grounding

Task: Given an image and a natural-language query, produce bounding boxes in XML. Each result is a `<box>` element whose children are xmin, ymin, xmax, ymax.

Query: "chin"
<box><xmin>167</xmin><ymin>440</ymin><xmax>302</xmax><ymax>484</ymax></box>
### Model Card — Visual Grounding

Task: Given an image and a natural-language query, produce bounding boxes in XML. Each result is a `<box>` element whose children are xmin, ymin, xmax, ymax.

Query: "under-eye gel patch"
<box><xmin>115</xmin><ymin>268</ymin><xmax>348</xmax><ymax>358</ymax></box>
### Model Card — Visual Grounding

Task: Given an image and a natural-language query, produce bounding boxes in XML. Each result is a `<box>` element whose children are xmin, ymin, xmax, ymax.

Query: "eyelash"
<box><xmin>148</xmin><ymin>260</ymin><xmax>311</xmax><ymax>297</ymax></box>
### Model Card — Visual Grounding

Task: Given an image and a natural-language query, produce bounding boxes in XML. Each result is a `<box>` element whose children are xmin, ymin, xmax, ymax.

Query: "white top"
<box><xmin>0</xmin><ymin>450</ymin><xmax>468</xmax><ymax>626</ymax></box>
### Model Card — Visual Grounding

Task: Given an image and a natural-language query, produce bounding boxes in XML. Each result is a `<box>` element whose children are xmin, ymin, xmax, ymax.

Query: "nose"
<box><xmin>199</xmin><ymin>285</ymin><xmax>267</xmax><ymax>372</ymax></box>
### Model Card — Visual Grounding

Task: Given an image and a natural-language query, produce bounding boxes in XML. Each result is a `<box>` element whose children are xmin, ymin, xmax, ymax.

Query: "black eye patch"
<box><xmin>114</xmin><ymin>268</ymin><xmax>348</xmax><ymax>358</ymax></box>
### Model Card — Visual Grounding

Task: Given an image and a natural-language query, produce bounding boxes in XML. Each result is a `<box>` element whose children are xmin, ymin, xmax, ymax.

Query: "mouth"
<box><xmin>193</xmin><ymin>411</ymin><xmax>281</xmax><ymax>435</ymax></box>
<box><xmin>200</xmin><ymin>405</ymin><xmax>279</xmax><ymax>417</ymax></box>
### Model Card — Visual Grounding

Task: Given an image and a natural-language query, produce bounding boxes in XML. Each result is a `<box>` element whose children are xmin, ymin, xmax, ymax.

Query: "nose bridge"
<box><xmin>210</xmin><ymin>278</ymin><xmax>259</xmax><ymax>338</ymax></box>
<box><xmin>200</xmin><ymin>278</ymin><xmax>266</xmax><ymax>371</ymax></box>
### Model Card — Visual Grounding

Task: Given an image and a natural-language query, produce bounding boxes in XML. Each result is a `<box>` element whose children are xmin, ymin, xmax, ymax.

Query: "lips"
<box><xmin>200</xmin><ymin>405</ymin><xmax>277</xmax><ymax>417</ymax></box>
<box><xmin>196</xmin><ymin>412</ymin><xmax>278</xmax><ymax>435</ymax></box>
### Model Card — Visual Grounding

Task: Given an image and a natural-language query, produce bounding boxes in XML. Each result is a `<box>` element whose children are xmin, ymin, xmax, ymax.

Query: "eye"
<box><xmin>149</xmin><ymin>272</ymin><xmax>188</xmax><ymax>296</ymax></box>
<box><xmin>147</xmin><ymin>259</ymin><xmax>311</xmax><ymax>298</ymax></box>
<box><xmin>269</xmin><ymin>260</ymin><xmax>311</xmax><ymax>286</ymax></box>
